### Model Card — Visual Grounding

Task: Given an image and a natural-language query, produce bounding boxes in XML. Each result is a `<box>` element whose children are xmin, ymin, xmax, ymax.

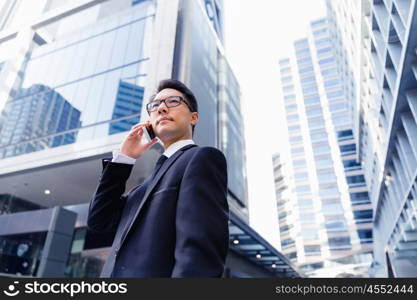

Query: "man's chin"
<box><xmin>155</xmin><ymin>128</ymin><xmax>175</xmax><ymax>140</ymax></box>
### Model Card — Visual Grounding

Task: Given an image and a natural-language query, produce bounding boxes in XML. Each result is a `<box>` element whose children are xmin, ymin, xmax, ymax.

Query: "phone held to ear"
<box><xmin>146</xmin><ymin>124</ymin><xmax>156</xmax><ymax>139</ymax></box>
<box><xmin>142</xmin><ymin>123</ymin><xmax>156</xmax><ymax>143</ymax></box>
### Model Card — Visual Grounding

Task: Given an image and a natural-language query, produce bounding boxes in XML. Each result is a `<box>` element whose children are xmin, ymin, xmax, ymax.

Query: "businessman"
<box><xmin>87</xmin><ymin>79</ymin><xmax>229</xmax><ymax>277</ymax></box>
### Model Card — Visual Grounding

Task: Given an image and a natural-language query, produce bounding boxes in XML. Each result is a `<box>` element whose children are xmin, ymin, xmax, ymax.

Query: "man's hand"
<box><xmin>120</xmin><ymin>121</ymin><xmax>158</xmax><ymax>159</ymax></box>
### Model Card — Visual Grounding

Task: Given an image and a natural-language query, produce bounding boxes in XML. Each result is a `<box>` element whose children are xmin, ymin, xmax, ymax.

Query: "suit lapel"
<box><xmin>119</xmin><ymin>144</ymin><xmax>197</xmax><ymax>247</ymax></box>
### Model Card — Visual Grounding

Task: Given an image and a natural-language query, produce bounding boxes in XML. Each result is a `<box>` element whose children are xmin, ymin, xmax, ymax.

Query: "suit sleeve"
<box><xmin>87</xmin><ymin>158</ymin><xmax>133</xmax><ymax>233</ymax></box>
<box><xmin>171</xmin><ymin>147</ymin><xmax>229</xmax><ymax>277</ymax></box>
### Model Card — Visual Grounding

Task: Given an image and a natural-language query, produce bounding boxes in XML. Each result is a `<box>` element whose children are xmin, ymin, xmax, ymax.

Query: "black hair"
<box><xmin>152</xmin><ymin>79</ymin><xmax>198</xmax><ymax>134</ymax></box>
<box><xmin>155</xmin><ymin>79</ymin><xmax>198</xmax><ymax>112</ymax></box>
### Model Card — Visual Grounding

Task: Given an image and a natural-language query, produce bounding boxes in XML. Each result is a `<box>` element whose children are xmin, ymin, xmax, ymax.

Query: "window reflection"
<box><xmin>0</xmin><ymin>6</ymin><xmax>153</xmax><ymax>159</ymax></box>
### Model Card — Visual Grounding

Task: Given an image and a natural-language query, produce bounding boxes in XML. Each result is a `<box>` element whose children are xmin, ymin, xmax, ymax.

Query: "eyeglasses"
<box><xmin>146</xmin><ymin>96</ymin><xmax>193</xmax><ymax>113</ymax></box>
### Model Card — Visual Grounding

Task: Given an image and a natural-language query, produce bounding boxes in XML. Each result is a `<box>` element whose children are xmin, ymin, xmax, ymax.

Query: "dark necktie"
<box><xmin>151</xmin><ymin>155</ymin><xmax>168</xmax><ymax>180</ymax></box>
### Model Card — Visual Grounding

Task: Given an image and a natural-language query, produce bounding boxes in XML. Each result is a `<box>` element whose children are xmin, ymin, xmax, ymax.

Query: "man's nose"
<box><xmin>157</xmin><ymin>101</ymin><xmax>168</xmax><ymax>114</ymax></box>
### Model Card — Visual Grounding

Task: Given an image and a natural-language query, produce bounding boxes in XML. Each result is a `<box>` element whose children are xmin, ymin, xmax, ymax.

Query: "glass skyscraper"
<box><xmin>275</xmin><ymin>18</ymin><xmax>373</xmax><ymax>277</ymax></box>
<box><xmin>0</xmin><ymin>0</ymin><xmax>298</xmax><ymax>278</ymax></box>
<box><xmin>325</xmin><ymin>0</ymin><xmax>417</xmax><ymax>277</ymax></box>
<box><xmin>327</xmin><ymin>0</ymin><xmax>417</xmax><ymax>277</ymax></box>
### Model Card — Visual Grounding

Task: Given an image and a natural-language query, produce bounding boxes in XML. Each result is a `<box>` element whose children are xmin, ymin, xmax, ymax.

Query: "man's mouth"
<box><xmin>157</xmin><ymin>117</ymin><xmax>173</xmax><ymax>125</ymax></box>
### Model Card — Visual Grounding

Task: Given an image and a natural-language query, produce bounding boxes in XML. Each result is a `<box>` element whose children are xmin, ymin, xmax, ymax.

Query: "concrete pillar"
<box><xmin>36</xmin><ymin>206</ymin><xmax>76</xmax><ymax>277</ymax></box>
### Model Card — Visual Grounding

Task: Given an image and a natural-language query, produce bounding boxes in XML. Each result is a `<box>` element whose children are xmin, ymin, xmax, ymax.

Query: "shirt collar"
<box><xmin>162</xmin><ymin>139</ymin><xmax>195</xmax><ymax>158</ymax></box>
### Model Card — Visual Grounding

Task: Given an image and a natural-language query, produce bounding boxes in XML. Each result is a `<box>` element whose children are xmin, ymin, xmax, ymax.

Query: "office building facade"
<box><xmin>327</xmin><ymin>0</ymin><xmax>417</xmax><ymax>277</ymax></box>
<box><xmin>275</xmin><ymin>18</ymin><xmax>373</xmax><ymax>277</ymax></box>
<box><xmin>330</xmin><ymin>0</ymin><xmax>417</xmax><ymax>277</ymax></box>
<box><xmin>0</xmin><ymin>0</ymin><xmax>298</xmax><ymax>277</ymax></box>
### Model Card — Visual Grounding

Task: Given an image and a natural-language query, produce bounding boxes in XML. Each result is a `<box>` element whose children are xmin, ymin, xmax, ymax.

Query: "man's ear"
<box><xmin>191</xmin><ymin>112</ymin><xmax>199</xmax><ymax>126</ymax></box>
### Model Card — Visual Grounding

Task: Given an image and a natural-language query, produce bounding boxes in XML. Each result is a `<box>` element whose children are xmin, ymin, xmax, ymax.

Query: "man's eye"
<box><xmin>168</xmin><ymin>99</ymin><xmax>180</xmax><ymax>105</ymax></box>
<box><xmin>151</xmin><ymin>102</ymin><xmax>160</xmax><ymax>108</ymax></box>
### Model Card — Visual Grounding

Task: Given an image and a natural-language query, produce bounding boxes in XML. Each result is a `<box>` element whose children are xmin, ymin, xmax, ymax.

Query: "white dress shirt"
<box><xmin>112</xmin><ymin>139</ymin><xmax>195</xmax><ymax>164</ymax></box>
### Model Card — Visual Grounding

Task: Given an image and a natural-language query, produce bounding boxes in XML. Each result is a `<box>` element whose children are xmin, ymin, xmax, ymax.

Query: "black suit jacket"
<box><xmin>87</xmin><ymin>144</ymin><xmax>229</xmax><ymax>277</ymax></box>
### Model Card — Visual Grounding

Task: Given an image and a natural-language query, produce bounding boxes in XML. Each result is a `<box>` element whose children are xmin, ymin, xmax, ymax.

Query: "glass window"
<box><xmin>318</xmin><ymin>171</ymin><xmax>337</xmax><ymax>183</ymax></box>
<box><xmin>346</xmin><ymin>175</ymin><xmax>366</xmax><ymax>186</ymax></box>
<box><xmin>353</xmin><ymin>210</ymin><xmax>372</xmax><ymax>224</ymax></box>
<box><xmin>358</xmin><ymin>229</ymin><xmax>373</xmax><ymax>243</ymax></box>
<box><xmin>94</xmin><ymin>28</ymin><xmax>118</xmax><ymax>74</ymax></box>
<box><xmin>316</xmin><ymin>158</ymin><xmax>333</xmax><ymax>168</ymax></box>
<box><xmin>299</xmin><ymin>67</ymin><xmax>314</xmax><ymax>74</ymax></box>
<box><xmin>284</xmin><ymin>94</ymin><xmax>296</xmax><ymax>101</ymax></box>
<box><xmin>324</xmin><ymin>79</ymin><xmax>340</xmax><ymax>88</ymax></box>
<box><xmin>332</xmin><ymin>115</ymin><xmax>350</xmax><ymax>126</ymax></box>
<box><xmin>315</xmin><ymin>38</ymin><xmax>330</xmax><ymax>46</ymax></box>
<box><xmin>280</xmin><ymin>224</ymin><xmax>292</xmax><ymax>233</ymax></box>
<box><xmin>281</xmin><ymin>238</ymin><xmax>295</xmax><ymax>247</ymax></box>
<box><xmin>304</xmin><ymin>96</ymin><xmax>320</xmax><ymax>105</ymax></box>
<box><xmin>297</xmin><ymin>57</ymin><xmax>312</xmax><ymax>64</ymax></box>
<box><xmin>302</xmin><ymin>86</ymin><xmax>318</xmax><ymax>95</ymax></box>
<box><xmin>300</xmin><ymin>213</ymin><xmax>315</xmax><ymax>224</ymax></box>
<box><xmin>330</xmin><ymin>102</ymin><xmax>347</xmax><ymax>112</ymax></box>
<box><xmin>301</xmin><ymin>76</ymin><xmax>316</xmax><ymax>84</ymax></box>
<box><xmin>298</xmin><ymin>198</ymin><xmax>313</xmax><ymax>209</ymax></box>
<box><xmin>290</xmin><ymin>135</ymin><xmax>302</xmax><ymax>143</ymax></box>
<box><xmin>313</xmin><ymin>144</ymin><xmax>330</xmax><ymax>154</ymax></box>
<box><xmin>287</xmin><ymin>114</ymin><xmax>299</xmax><ymax>121</ymax></box>
<box><xmin>79</xmin><ymin>34</ymin><xmax>103</xmax><ymax>80</ymax></box>
<box><xmin>293</xmin><ymin>159</ymin><xmax>306</xmax><ymax>168</ymax></box>
<box><xmin>313</xmin><ymin>28</ymin><xmax>327</xmax><ymax>36</ymax></box>
<box><xmin>124</xmin><ymin>20</ymin><xmax>147</xmax><ymax>63</ymax></box>
<box><xmin>280</xmin><ymin>67</ymin><xmax>291</xmax><ymax>74</ymax></box>
<box><xmin>311</xmin><ymin>19</ymin><xmax>326</xmax><ymax>26</ymax></box>
<box><xmin>288</xmin><ymin>125</ymin><xmax>301</xmax><ymax>132</ymax></box>
<box><xmin>343</xmin><ymin>159</ymin><xmax>361</xmax><ymax>170</ymax></box>
<box><xmin>281</xmin><ymin>76</ymin><xmax>292</xmax><ymax>83</ymax></box>
<box><xmin>279</xmin><ymin>58</ymin><xmax>290</xmax><ymax>65</ymax></box>
<box><xmin>328</xmin><ymin>236</ymin><xmax>351</xmax><ymax>249</ymax></box>
<box><xmin>291</xmin><ymin>147</ymin><xmax>304</xmax><ymax>154</ymax></box>
<box><xmin>285</xmin><ymin>104</ymin><xmax>297</xmax><ymax>112</ymax></box>
<box><xmin>322</xmin><ymin>202</ymin><xmax>343</xmax><ymax>216</ymax></box>
<box><xmin>304</xmin><ymin>245</ymin><xmax>321</xmax><ymax>255</ymax></box>
<box><xmin>339</xmin><ymin>143</ymin><xmax>356</xmax><ymax>154</ymax></box>
<box><xmin>279</xmin><ymin>211</ymin><xmax>290</xmax><ymax>219</ymax></box>
<box><xmin>294</xmin><ymin>39</ymin><xmax>308</xmax><ymax>47</ymax></box>
<box><xmin>325</xmin><ymin>220</ymin><xmax>347</xmax><ymax>232</ymax></box>
<box><xmin>306</xmin><ymin>107</ymin><xmax>322</xmax><ymax>117</ymax></box>
<box><xmin>337</xmin><ymin>129</ymin><xmax>353</xmax><ymax>140</ymax></box>
<box><xmin>319</xmin><ymin>186</ymin><xmax>339</xmax><ymax>198</ymax></box>
<box><xmin>296</xmin><ymin>48</ymin><xmax>310</xmax><ymax>55</ymax></box>
<box><xmin>283</xmin><ymin>85</ymin><xmax>294</xmax><ymax>92</ymax></box>
<box><xmin>319</xmin><ymin>57</ymin><xmax>335</xmax><ymax>65</ymax></box>
<box><xmin>350</xmin><ymin>192</ymin><xmax>370</xmax><ymax>204</ymax></box>
<box><xmin>301</xmin><ymin>229</ymin><xmax>319</xmax><ymax>240</ymax></box>
<box><xmin>317</xmin><ymin>47</ymin><xmax>332</xmax><ymax>55</ymax></box>
<box><xmin>294</xmin><ymin>172</ymin><xmax>308</xmax><ymax>181</ymax></box>
<box><xmin>321</xmin><ymin>67</ymin><xmax>337</xmax><ymax>77</ymax></box>
<box><xmin>327</xmin><ymin>90</ymin><xmax>344</xmax><ymax>99</ymax></box>
<box><xmin>296</xmin><ymin>185</ymin><xmax>311</xmax><ymax>194</ymax></box>
<box><xmin>310</xmin><ymin>132</ymin><xmax>328</xmax><ymax>142</ymax></box>
<box><xmin>308</xmin><ymin>118</ymin><xmax>325</xmax><ymax>129</ymax></box>
<box><xmin>109</xmin><ymin>24</ymin><xmax>131</xmax><ymax>69</ymax></box>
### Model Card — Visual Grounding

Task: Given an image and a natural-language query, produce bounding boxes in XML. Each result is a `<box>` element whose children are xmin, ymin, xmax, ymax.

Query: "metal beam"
<box><xmin>403</xmin><ymin>230</ymin><xmax>417</xmax><ymax>242</ymax></box>
<box><xmin>396</xmin><ymin>241</ymin><xmax>417</xmax><ymax>250</ymax></box>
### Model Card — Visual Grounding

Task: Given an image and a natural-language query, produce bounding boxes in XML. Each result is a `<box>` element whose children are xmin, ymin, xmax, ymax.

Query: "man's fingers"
<box><xmin>131</xmin><ymin>121</ymin><xmax>150</xmax><ymax>130</ymax></box>
<box><xmin>144</xmin><ymin>138</ymin><xmax>158</xmax><ymax>150</ymax></box>
<box><xmin>128</xmin><ymin>125</ymin><xmax>144</xmax><ymax>138</ymax></box>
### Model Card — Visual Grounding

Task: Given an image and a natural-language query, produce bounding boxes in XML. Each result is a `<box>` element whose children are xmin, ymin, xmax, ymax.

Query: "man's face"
<box><xmin>149</xmin><ymin>88</ymin><xmax>198</xmax><ymax>142</ymax></box>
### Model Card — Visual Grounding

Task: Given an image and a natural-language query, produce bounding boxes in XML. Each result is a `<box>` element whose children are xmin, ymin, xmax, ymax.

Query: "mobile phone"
<box><xmin>143</xmin><ymin>123</ymin><xmax>156</xmax><ymax>141</ymax></box>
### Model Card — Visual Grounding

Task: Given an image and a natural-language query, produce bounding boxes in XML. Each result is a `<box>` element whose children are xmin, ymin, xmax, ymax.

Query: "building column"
<box><xmin>36</xmin><ymin>206</ymin><xmax>77</xmax><ymax>277</ymax></box>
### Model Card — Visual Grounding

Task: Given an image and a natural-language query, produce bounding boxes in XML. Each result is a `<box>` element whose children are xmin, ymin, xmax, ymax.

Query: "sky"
<box><xmin>223</xmin><ymin>0</ymin><xmax>326</xmax><ymax>249</ymax></box>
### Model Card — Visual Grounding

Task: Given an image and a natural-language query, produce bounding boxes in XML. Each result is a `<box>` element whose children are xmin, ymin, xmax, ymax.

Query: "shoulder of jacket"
<box><xmin>190</xmin><ymin>146</ymin><xmax>225</xmax><ymax>159</ymax></box>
